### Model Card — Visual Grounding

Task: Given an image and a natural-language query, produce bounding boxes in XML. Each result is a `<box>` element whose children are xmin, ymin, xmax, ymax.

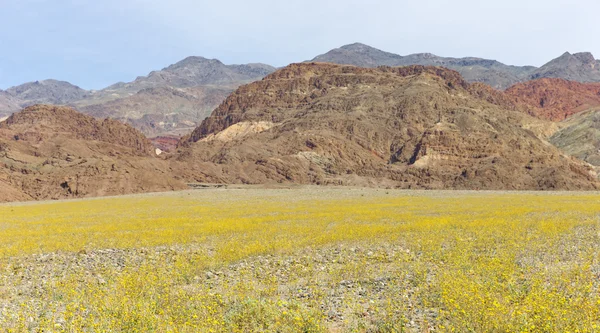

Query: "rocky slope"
<box><xmin>550</xmin><ymin>109</ymin><xmax>600</xmax><ymax>169</ymax></box>
<box><xmin>311</xmin><ymin>43</ymin><xmax>600</xmax><ymax>90</ymax></box>
<box><xmin>79</xmin><ymin>86</ymin><xmax>232</xmax><ymax>137</ymax></box>
<box><xmin>529</xmin><ymin>52</ymin><xmax>600</xmax><ymax>82</ymax></box>
<box><xmin>505</xmin><ymin>78</ymin><xmax>600</xmax><ymax>121</ymax></box>
<box><xmin>87</xmin><ymin>57</ymin><xmax>275</xmax><ymax>103</ymax></box>
<box><xmin>0</xmin><ymin>58</ymin><xmax>276</xmax><ymax>138</ymax></box>
<box><xmin>0</xmin><ymin>105</ymin><xmax>184</xmax><ymax>202</ymax></box>
<box><xmin>310</xmin><ymin>43</ymin><xmax>537</xmax><ymax>89</ymax></box>
<box><xmin>5</xmin><ymin>79</ymin><xmax>89</xmax><ymax>105</ymax></box>
<box><xmin>72</xmin><ymin>57</ymin><xmax>276</xmax><ymax>137</ymax></box>
<box><xmin>0</xmin><ymin>90</ymin><xmax>22</xmax><ymax>119</ymax></box>
<box><xmin>174</xmin><ymin>63</ymin><xmax>598</xmax><ymax>190</ymax></box>
<box><xmin>499</xmin><ymin>78</ymin><xmax>600</xmax><ymax>171</ymax></box>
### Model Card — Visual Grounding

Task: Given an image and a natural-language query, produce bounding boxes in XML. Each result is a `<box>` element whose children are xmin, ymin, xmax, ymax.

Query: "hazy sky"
<box><xmin>0</xmin><ymin>0</ymin><xmax>597</xmax><ymax>90</ymax></box>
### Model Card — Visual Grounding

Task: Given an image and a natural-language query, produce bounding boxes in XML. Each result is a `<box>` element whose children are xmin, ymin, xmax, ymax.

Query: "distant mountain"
<box><xmin>80</xmin><ymin>85</ymin><xmax>232</xmax><ymax>137</ymax></box>
<box><xmin>309</xmin><ymin>43</ymin><xmax>537</xmax><ymax>89</ymax></box>
<box><xmin>7</xmin><ymin>45</ymin><xmax>600</xmax><ymax>141</ymax></box>
<box><xmin>0</xmin><ymin>57</ymin><xmax>276</xmax><ymax>137</ymax></box>
<box><xmin>311</xmin><ymin>43</ymin><xmax>405</xmax><ymax>67</ymax></box>
<box><xmin>70</xmin><ymin>57</ymin><xmax>276</xmax><ymax>137</ymax></box>
<box><xmin>84</xmin><ymin>57</ymin><xmax>276</xmax><ymax>104</ymax></box>
<box><xmin>0</xmin><ymin>90</ymin><xmax>22</xmax><ymax>119</ymax></box>
<box><xmin>529</xmin><ymin>52</ymin><xmax>600</xmax><ymax>82</ymax></box>
<box><xmin>5</xmin><ymin>79</ymin><xmax>89</xmax><ymax>105</ymax></box>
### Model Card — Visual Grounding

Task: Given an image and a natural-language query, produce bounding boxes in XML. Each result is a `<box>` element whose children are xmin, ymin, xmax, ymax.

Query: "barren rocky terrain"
<box><xmin>505</xmin><ymin>78</ymin><xmax>600</xmax><ymax>121</ymax></box>
<box><xmin>0</xmin><ymin>105</ymin><xmax>184</xmax><ymax>202</ymax></box>
<box><xmin>173</xmin><ymin>63</ymin><xmax>598</xmax><ymax>190</ymax></box>
<box><xmin>311</xmin><ymin>43</ymin><xmax>600</xmax><ymax>90</ymax></box>
<box><xmin>310</xmin><ymin>43</ymin><xmax>537</xmax><ymax>89</ymax></box>
<box><xmin>550</xmin><ymin>108</ymin><xmax>600</xmax><ymax>168</ymax></box>
<box><xmin>1</xmin><ymin>57</ymin><xmax>276</xmax><ymax>138</ymax></box>
<box><xmin>3</xmin><ymin>62</ymin><xmax>600</xmax><ymax>203</ymax></box>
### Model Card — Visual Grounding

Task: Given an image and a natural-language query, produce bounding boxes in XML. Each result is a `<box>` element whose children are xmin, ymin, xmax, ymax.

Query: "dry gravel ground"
<box><xmin>1</xmin><ymin>187</ymin><xmax>600</xmax><ymax>332</ymax></box>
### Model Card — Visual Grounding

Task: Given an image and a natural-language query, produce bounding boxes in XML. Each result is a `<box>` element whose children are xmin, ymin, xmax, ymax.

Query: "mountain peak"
<box><xmin>165</xmin><ymin>56</ymin><xmax>224</xmax><ymax>71</ymax></box>
<box><xmin>560</xmin><ymin>51</ymin><xmax>573</xmax><ymax>58</ymax></box>
<box><xmin>573</xmin><ymin>52</ymin><xmax>596</xmax><ymax>63</ymax></box>
<box><xmin>5</xmin><ymin>80</ymin><xmax>88</xmax><ymax>105</ymax></box>
<box><xmin>340</xmin><ymin>42</ymin><xmax>377</xmax><ymax>51</ymax></box>
<box><xmin>529</xmin><ymin>51</ymin><xmax>600</xmax><ymax>82</ymax></box>
<box><xmin>311</xmin><ymin>43</ymin><xmax>404</xmax><ymax>67</ymax></box>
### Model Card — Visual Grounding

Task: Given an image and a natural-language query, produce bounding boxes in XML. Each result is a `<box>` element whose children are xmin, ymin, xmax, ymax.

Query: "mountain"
<box><xmin>79</xmin><ymin>86</ymin><xmax>232</xmax><ymax>137</ymax></box>
<box><xmin>0</xmin><ymin>105</ymin><xmax>184</xmax><ymax>202</ymax></box>
<box><xmin>80</xmin><ymin>57</ymin><xmax>275</xmax><ymax>104</ymax></box>
<box><xmin>173</xmin><ymin>63</ymin><xmax>598</xmax><ymax>190</ymax></box>
<box><xmin>310</xmin><ymin>44</ymin><xmax>600</xmax><ymax>90</ymax></box>
<box><xmin>529</xmin><ymin>52</ymin><xmax>600</xmax><ymax>82</ymax></box>
<box><xmin>0</xmin><ymin>58</ymin><xmax>276</xmax><ymax>138</ymax></box>
<box><xmin>311</xmin><ymin>43</ymin><xmax>405</xmax><ymax>67</ymax></box>
<box><xmin>71</xmin><ymin>57</ymin><xmax>276</xmax><ymax>137</ymax></box>
<box><xmin>5</xmin><ymin>79</ymin><xmax>89</xmax><ymax>105</ymax></box>
<box><xmin>501</xmin><ymin>78</ymin><xmax>600</xmax><ymax>171</ymax></box>
<box><xmin>505</xmin><ymin>78</ymin><xmax>600</xmax><ymax>121</ymax></box>
<box><xmin>0</xmin><ymin>90</ymin><xmax>22</xmax><ymax>119</ymax></box>
<box><xmin>550</xmin><ymin>109</ymin><xmax>600</xmax><ymax>169</ymax></box>
<box><xmin>309</xmin><ymin>43</ymin><xmax>537</xmax><ymax>89</ymax></box>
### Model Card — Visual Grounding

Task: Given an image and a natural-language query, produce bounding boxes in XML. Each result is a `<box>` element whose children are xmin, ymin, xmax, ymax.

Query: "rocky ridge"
<box><xmin>0</xmin><ymin>105</ymin><xmax>184</xmax><ymax>202</ymax></box>
<box><xmin>505</xmin><ymin>78</ymin><xmax>600</xmax><ymax>121</ymax></box>
<box><xmin>311</xmin><ymin>43</ymin><xmax>600</xmax><ymax>90</ymax></box>
<box><xmin>5</xmin><ymin>79</ymin><xmax>89</xmax><ymax>106</ymax></box>
<box><xmin>174</xmin><ymin>63</ymin><xmax>598</xmax><ymax>190</ymax></box>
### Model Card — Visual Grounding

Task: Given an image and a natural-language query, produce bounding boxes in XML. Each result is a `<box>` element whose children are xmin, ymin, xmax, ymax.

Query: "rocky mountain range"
<box><xmin>172</xmin><ymin>63</ymin><xmax>598</xmax><ymax>190</ymax></box>
<box><xmin>3</xmin><ymin>45</ymin><xmax>600</xmax><ymax>201</ymax></box>
<box><xmin>0</xmin><ymin>57</ymin><xmax>276</xmax><ymax>139</ymax></box>
<box><xmin>4</xmin><ymin>43</ymin><xmax>600</xmax><ymax>137</ymax></box>
<box><xmin>5</xmin><ymin>79</ymin><xmax>89</xmax><ymax>105</ymax></box>
<box><xmin>3</xmin><ymin>62</ymin><xmax>600</xmax><ymax>203</ymax></box>
<box><xmin>79</xmin><ymin>85</ymin><xmax>233</xmax><ymax>137</ymax></box>
<box><xmin>310</xmin><ymin>43</ymin><xmax>536</xmax><ymax>89</ymax></box>
<box><xmin>310</xmin><ymin>43</ymin><xmax>600</xmax><ymax>90</ymax></box>
<box><xmin>530</xmin><ymin>52</ymin><xmax>600</xmax><ymax>82</ymax></box>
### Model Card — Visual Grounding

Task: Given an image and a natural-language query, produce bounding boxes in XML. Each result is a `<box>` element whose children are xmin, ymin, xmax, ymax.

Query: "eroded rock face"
<box><xmin>0</xmin><ymin>105</ymin><xmax>185</xmax><ymax>202</ymax></box>
<box><xmin>174</xmin><ymin>63</ymin><xmax>598</xmax><ymax>190</ymax></box>
<box><xmin>551</xmin><ymin>109</ymin><xmax>600</xmax><ymax>168</ymax></box>
<box><xmin>1</xmin><ymin>105</ymin><xmax>156</xmax><ymax>155</ymax></box>
<box><xmin>506</xmin><ymin>78</ymin><xmax>600</xmax><ymax>121</ymax></box>
<box><xmin>529</xmin><ymin>52</ymin><xmax>600</xmax><ymax>83</ymax></box>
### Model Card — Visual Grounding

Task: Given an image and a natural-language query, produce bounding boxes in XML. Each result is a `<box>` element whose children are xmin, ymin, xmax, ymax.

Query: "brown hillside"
<box><xmin>505</xmin><ymin>78</ymin><xmax>600</xmax><ymax>121</ymax></box>
<box><xmin>174</xmin><ymin>63</ymin><xmax>597</xmax><ymax>190</ymax></box>
<box><xmin>0</xmin><ymin>105</ymin><xmax>184</xmax><ymax>202</ymax></box>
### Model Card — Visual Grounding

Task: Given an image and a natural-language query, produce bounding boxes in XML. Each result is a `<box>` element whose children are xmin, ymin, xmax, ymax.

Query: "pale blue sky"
<box><xmin>0</xmin><ymin>0</ymin><xmax>596</xmax><ymax>90</ymax></box>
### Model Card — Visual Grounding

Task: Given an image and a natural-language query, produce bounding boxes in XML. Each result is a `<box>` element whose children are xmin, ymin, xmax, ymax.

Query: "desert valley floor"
<box><xmin>1</xmin><ymin>187</ymin><xmax>600</xmax><ymax>332</ymax></box>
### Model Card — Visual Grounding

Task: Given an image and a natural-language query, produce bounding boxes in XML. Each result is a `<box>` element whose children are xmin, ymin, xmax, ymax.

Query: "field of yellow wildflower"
<box><xmin>1</xmin><ymin>188</ymin><xmax>599</xmax><ymax>332</ymax></box>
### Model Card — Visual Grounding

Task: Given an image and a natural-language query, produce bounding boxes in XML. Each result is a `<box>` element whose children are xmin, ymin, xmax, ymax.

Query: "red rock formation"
<box><xmin>505</xmin><ymin>78</ymin><xmax>600</xmax><ymax>121</ymax></box>
<box><xmin>0</xmin><ymin>105</ymin><xmax>185</xmax><ymax>202</ymax></box>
